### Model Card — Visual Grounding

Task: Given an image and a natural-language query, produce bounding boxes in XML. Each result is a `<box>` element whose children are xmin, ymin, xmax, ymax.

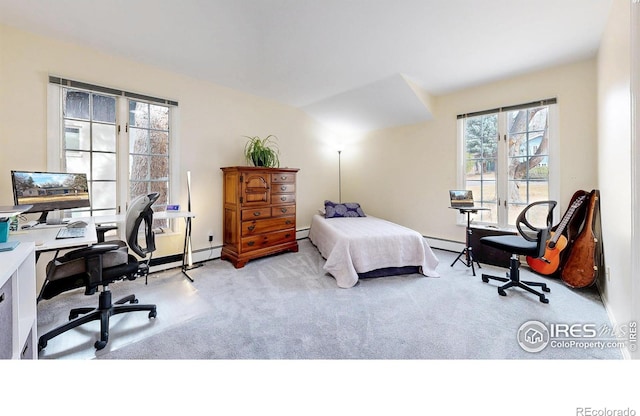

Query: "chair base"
<box><xmin>38</xmin><ymin>288</ymin><xmax>157</xmax><ymax>351</ymax></box>
<box><xmin>481</xmin><ymin>255</ymin><xmax>550</xmax><ymax>304</ymax></box>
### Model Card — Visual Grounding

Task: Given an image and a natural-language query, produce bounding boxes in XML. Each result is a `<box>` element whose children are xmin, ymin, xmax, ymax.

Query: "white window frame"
<box><xmin>46</xmin><ymin>78</ymin><xmax>181</xmax><ymax>236</ymax></box>
<box><xmin>456</xmin><ymin>100</ymin><xmax>559</xmax><ymax>229</ymax></box>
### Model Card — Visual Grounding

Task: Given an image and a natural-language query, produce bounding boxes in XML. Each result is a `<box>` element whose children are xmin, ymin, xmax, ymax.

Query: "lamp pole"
<box><xmin>338</xmin><ymin>150</ymin><xmax>342</xmax><ymax>203</ymax></box>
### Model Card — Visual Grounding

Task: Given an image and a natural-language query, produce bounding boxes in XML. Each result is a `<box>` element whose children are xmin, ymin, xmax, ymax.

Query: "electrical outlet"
<box><xmin>208</xmin><ymin>233</ymin><xmax>213</xmax><ymax>242</ymax></box>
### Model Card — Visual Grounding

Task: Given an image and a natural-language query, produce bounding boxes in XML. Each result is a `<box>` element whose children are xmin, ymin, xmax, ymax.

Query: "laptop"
<box><xmin>449</xmin><ymin>190</ymin><xmax>476</xmax><ymax>208</ymax></box>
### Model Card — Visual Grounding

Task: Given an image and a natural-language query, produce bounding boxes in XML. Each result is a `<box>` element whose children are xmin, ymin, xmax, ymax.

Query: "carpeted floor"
<box><xmin>36</xmin><ymin>238</ymin><xmax>623</xmax><ymax>360</ymax></box>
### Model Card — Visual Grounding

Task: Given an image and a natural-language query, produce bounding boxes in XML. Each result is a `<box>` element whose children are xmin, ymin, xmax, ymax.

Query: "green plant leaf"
<box><xmin>243</xmin><ymin>135</ymin><xmax>280</xmax><ymax>167</ymax></box>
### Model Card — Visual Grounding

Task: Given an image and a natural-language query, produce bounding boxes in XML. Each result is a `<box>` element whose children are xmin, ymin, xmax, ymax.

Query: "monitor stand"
<box><xmin>40</xmin><ymin>210</ymin><xmax>63</xmax><ymax>225</ymax></box>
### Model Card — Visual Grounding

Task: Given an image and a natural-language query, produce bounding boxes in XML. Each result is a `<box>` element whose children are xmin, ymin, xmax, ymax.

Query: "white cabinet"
<box><xmin>0</xmin><ymin>242</ymin><xmax>37</xmax><ymax>359</ymax></box>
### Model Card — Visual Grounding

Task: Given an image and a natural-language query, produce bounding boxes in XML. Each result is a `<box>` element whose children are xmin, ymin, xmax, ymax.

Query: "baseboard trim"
<box><xmin>149</xmin><ymin>228</ymin><xmax>311</xmax><ymax>274</ymax></box>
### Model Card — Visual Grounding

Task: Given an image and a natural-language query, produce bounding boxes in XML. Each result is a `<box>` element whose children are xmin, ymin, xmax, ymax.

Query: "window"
<box><xmin>128</xmin><ymin>100</ymin><xmax>171</xmax><ymax>228</ymax></box>
<box><xmin>458</xmin><ymin>99</ymin><xmax>557</xmax><ymax>228</ymax></box>
<box><xmin>48</xmin><ymin>77</ymin><xmax>178</xmax><ymax>230</ymax></box>
<box><xmin>62</xmin><ymin>89</ymin><xmax>118</xmax><ymax>217</ymax></box>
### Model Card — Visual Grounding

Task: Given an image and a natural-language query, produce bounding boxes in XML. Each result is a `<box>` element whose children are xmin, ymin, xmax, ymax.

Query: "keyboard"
<box><xmin>56</xmin><ymin>227</ymin><xmax>86</xmax><ymax>239</ymax></box>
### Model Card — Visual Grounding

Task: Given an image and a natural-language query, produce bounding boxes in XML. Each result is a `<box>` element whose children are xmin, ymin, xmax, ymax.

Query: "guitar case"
<box><xmin>560</xmin><ymin>189</ymin><xmax>604</xmax><ymax>288</ymax></box>
<box><xmin>555</xmin><ymin>190</ymin><xmax>590</xmax><ymax>278</ymax></box>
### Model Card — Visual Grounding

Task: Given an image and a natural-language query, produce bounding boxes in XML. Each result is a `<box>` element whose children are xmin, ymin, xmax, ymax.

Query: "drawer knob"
<box><xmin>285</xmin><ymin>220</ymin><xmax>292</xmax><ymax>225</ymax></box>
<box><xmin>285</xmin><ymin>233</ymin><xmax>291</xmax><ymax>238</ymax></box>
<box><xmin>281</xmin><ymin>196</ymin><xmax>287</xmax><ymax>201</ymax></box>
<box><xmin>280</xmin><ymin>176</ymin><xmax>287</xmax><ymax>180</ymax></box>
<box><xmin>281</xmin><ymin>186</ymin><xmax>287</xmax><ymax>191</ymax></box>
<box><xmin>248</xmin><ymin>225</ymin><xmax>256</xmax><ymax>231</ymax></box>
<box><xmin>248</xmin><ymin>241</ymin><xmax>255</xmax><ymax>246</ymax></box>
<box><xmin>281</xmin><ymin>208</ymin><xmax>287</xmax><ymax>213</ymax></box>
<box><xmin>253</xmin><ymin>211</ymin><xmax>261</xmax><ymax>216</ymax></box>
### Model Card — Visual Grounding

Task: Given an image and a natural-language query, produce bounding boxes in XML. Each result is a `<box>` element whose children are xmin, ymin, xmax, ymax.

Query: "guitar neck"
<box><xmin>550</xmin><ymin>197</ymin><xmax>586</xmax><ymax>243</ymax></box>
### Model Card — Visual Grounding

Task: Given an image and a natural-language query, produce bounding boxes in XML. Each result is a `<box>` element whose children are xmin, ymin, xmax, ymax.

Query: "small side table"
<box><xmin>450</xmin><ymin>207</ymin><xmax>490</xmax><ymax>276</ymax></box>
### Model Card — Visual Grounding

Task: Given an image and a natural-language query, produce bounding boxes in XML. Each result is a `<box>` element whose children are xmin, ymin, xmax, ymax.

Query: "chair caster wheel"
<box><xmin>131</xmin><ymin>299</ymin><xmax>139</xmax><ymax>304</ymax></box>
<box><xmin>542</xmin><ymin>286</ymin><xmax>550</xmax><ymax>293</ymax></box>
<box><xmin>540</xmin><ymin>297</ymin><xmax>549</xmax><ymax>304</ymax></box>
<box><xmin>69</xmin><ymin>313</ymin><xmax>78</xmax><ymax>320</ymax></box>
<box><xmin>95</xmin><ymin>340</ymin><xmax>107</xmax><ymax>350</ymax></box>
<box><xmin>149</xmin><ymin>310</ymin><xmax>157</xmax><ymax>319</ymax></box>
<box><xmin>481</xmin><ymin>276</ymin><xmax>489</xmax><ymax>283</ymax></box>
<box><xmin>38</xmin><ymin>340</ymin><xmax>47</xmax><ymax>351</ymax></box>
<box><xmin>498</xmin><ymin>288</ymin><xmax>506</xmax><ymax>296</ymax></box>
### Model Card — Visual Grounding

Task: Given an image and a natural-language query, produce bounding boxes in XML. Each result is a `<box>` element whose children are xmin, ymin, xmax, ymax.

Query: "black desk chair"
<box><xmin>480</xmin><ymin>200</ymin><xmax>556</xmax><ymax>304</ymax></box>
<box><xmin>37</xmin><ymin>193</ymin><xmax>160</xmax><ymax>351</ymax></box>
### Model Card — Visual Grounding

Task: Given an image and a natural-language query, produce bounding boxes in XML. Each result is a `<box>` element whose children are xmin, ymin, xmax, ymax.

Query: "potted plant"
<box><xmin>243</xmin><ymin>135</ymin><xmax>280</xmax><ymax>167</ymax></box>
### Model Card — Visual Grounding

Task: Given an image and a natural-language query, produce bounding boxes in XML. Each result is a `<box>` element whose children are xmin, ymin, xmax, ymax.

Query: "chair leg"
<box><xmin>69</xmin><ymin>306</ymin><xmax>95</xmax><ymax>320</ymax></box>
<box><xmin>38</xmin><ymin>288</ymin><xmax>157</xmax><ymax>352</ymax></box>
<box><xmin>115</xmin><ymin>294</ymin><xmax>138</xmax><ymax>305</ymax></box>
<box><xmin>481</xmin><ymin>255</ymin><xmax>550</xmax><ymax>303</ymax></box>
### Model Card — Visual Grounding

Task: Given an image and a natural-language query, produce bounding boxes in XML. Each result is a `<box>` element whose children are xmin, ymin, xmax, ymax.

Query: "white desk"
<box><xmin>0</xmin><ymin>241</ymin><xmax>37</xmax><ymax>359</ymax></box>
<box><xmin>91</xmin><ymin>210</ymin><xmax>194</xmax><ymax>223</ymax></box>
<box><xmin>8</xmin><ymin>218</ymin><xmax>98</xmax><ymax>260</ymax></box>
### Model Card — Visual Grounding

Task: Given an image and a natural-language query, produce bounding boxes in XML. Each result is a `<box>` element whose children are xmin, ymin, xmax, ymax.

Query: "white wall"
<box><xmin>597</xmin><ymin>0</ymin><xmax>635</xmax><ymax>358</ymax></box>
<box><xmin>344</xmin><ymin>59</ymin><xmax>599</xmax><ymax>244</ymax></box>
<box><xmin>0</xmin><ymin>23</ymin><xmax>338</xmax><ymax>261</ymax></box>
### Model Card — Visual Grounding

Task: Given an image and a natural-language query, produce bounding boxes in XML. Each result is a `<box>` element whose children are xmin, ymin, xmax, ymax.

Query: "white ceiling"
<box><xmin>0</xmin><ymin>0</ymin><xmax>612</xmax><ymax>134</ymax></box>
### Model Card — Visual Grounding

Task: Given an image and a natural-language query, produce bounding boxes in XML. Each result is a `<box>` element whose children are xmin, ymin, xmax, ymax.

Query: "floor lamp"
<box><xmin>338</xmin><ymin>150</ymin><xmax>342</xmax><ymax>203</ymax></box>
<box><xmin>182</xmin><ymin>170</ymin><xmax>201</xmax><ymax>281</ymax></box>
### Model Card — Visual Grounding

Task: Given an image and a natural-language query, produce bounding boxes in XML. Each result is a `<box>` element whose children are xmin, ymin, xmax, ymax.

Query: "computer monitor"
<box><xmin>11</xmin><ymin>170</ymin><xmax>90</xmax><ymax>223</ymax></box>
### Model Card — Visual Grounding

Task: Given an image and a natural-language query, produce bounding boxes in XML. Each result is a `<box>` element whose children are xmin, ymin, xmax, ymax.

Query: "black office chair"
<box><xmin>480</xmin><ymin>200</ymin><xmax>557</xmax><ymax>304</ymax></box>
<box><xmin>37</xmin><ymin>192</ymin><xmax>160</xmax><ymax>351</ymax></box>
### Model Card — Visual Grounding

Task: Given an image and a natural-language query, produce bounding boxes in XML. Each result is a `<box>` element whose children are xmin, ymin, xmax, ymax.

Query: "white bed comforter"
<box><xmin>308</xmin><ymin>214</ymin><xmax>440</xmax><ymax>288</ymax></box>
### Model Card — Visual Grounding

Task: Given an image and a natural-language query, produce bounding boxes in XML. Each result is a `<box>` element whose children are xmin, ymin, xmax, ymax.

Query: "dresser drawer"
<box><xmin>272</xmin><ymin>173</ymin><xmax>295</xmax><ymax>184</ymax></box>
<box><xmin>272</xmin><ymin>205</ymin><xmax>295</xmax><ymax>217</ymax></box>
<box><xmin>272</xmin><ymin>194</ymin><xmax>295</xmax><ymax>205</ymax></box>
<box><xmin>241</xmin><ymin>229</ymin><xmax>296</xmax><ymax>252</ymax></box>
<box><xmin>242</xmin><ymin>216</ymin><xmax>295</xmax><ymax>236</ymax></box>
<box><xmin>272</xmin><ymin>183</ymin><xmax>295</xmax><ymax>193</ymax></box>
<box><xmin>241</xmin><ymin>207</ymin><xmax>271</xmax><ymax>220</ymax></box>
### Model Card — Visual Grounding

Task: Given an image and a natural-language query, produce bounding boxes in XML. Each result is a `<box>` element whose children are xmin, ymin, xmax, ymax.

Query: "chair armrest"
<box><xmin>63</xmin><ymin>243</ymin><xmax>121</xmax><ymax>261</ymax></box>
<box><xmin>96</xmin><ymin>224</ymin><xmax>118</xmax><ymax>242</ymax></box>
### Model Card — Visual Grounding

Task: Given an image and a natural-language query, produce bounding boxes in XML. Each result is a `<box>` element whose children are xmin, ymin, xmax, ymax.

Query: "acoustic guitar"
<box><xmin>561</xmin><ymin>190</ymin><xmax>600</xmax><ymax>288</ymax></box>
<box><xmin>526</xmin><ymin>194</ymin><xmax>587</xmax><ymax>276</ymax></box>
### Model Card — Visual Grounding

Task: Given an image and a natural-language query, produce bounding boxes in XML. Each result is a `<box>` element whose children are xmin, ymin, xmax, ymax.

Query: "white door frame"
<box><xmin>631</xmin><ymin>0</ymin><xmax>639</xmax><ymax>359</ymax></box>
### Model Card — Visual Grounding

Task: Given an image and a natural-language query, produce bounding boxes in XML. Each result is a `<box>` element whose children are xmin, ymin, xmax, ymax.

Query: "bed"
<box><xmin>308</xmin><ymin>212</ymin><xmax>440</xmax><ymax>288</ymax></box>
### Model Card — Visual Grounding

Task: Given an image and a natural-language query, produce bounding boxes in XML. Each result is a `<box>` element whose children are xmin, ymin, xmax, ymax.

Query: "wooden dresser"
<box><xmin>220</xmin><ymin>166</ymin><xmax>299</xmax><ymax>268</ymax></box>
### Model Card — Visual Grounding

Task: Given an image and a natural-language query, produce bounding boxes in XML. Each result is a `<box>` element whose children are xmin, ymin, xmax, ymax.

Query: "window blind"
<box><xmin>49</xmin><ymin>76</ymin><xmax>178</xmax><ymax>107</ymax></box>
<box><xmin>456</xmin><ymin>98</ymin><xmax>556</xmax><ymax>119</ymax></box>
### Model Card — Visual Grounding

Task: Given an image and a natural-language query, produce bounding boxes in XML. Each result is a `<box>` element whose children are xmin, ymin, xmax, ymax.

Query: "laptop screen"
<box><xmin>449</xmin><ymin>190</ymin><xmax>475</xmax><ymax>208</ymax></box>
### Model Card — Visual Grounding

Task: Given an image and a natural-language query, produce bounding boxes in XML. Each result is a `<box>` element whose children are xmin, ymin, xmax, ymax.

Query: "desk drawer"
<box><xmin>0</xmin><ymin>278</ymin><xmax>13</xmax><ymax>359</ymax></box>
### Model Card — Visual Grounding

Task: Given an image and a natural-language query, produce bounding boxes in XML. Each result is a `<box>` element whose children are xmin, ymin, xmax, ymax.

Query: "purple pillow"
<box><xmin>324</xmin><ymin>200</ymin><xmax>366</xmax><ymax>218</ymax></box>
